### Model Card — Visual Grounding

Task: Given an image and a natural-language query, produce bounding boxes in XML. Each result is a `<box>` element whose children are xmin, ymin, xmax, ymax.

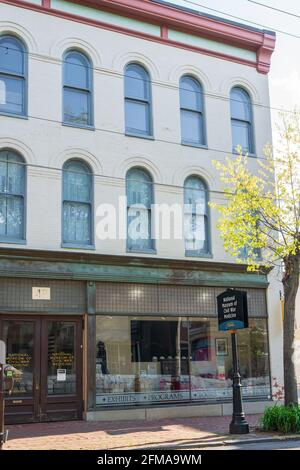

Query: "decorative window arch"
<box><xmin>0</xmin><ymin>35</ymin><xmax>27</xmax><ymax>116</ymax></box>
<box><xmin>180</xmin><ymin>76</ymin><xmax>205</xmax><ymax>146</ymax></box>
<box><xmin>63</xmin><ymin>50</ymin><xmax>93</xmax><ymax>127</ymax></box>
<box><xmin>0</xmin><ymin>149</ymin><xmax>26</xmax><ymax>241</ymax></box>
<box><xmin>124</xmin><ymin>63</ymin><xmax>152</xmax><ymax>137</ymax></box>
<box><xmin>126</xmin><ymin>167</ymin><xmax>154</xmax><ymax>252</ymax></box>
<box><xmin>184</xmin><ymin>175</ymin><xmax>210</xmax><ymax>256</ymax></box>
<box><xmin>62</xmin><ymin>159</ymin><xmax>93</xmax><ymax>246</ymax></box>
<box><xmin>230</xmin><ymin>87</ymin><xmax>254</xmax><ymax>154</ymax></box>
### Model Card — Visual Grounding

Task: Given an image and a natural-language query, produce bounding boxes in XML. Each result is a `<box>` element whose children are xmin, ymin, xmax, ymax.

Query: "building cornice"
<box><xmin>0</xmin><ymin>247</ymin><xmax>270</xmax><ymax>274</ymax></box>
<box><xmin>1</xmin><ymin>0</ymin><xmax>276</xmax><ymax>73</ymax></box>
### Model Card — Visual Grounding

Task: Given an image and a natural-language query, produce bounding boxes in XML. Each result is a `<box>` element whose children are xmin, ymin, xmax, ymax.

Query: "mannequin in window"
<box><xmin>96</xmin><ymin>341</ymin><xmax>109</xmax><ymax>374</ymax></box>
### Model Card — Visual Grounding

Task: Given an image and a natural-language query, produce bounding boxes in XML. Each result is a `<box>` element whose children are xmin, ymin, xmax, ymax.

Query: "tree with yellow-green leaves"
<box><xmin>211</xmin><ymin>113</ymin><xmax>300</xmax><ymax>406</ymax></box>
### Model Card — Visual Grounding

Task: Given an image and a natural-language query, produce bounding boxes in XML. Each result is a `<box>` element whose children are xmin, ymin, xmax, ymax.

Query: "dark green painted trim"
<box><xmin>87</xmin><ymin>281</ymin><xmax>96</xmax><ymax>314</ymax></box>
<box><xmin>0</xmin><ymin>247</ymin><xmax>269</xmax><ymax>287</ymax></box>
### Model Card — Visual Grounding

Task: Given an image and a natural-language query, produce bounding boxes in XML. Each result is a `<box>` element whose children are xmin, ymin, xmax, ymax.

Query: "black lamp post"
<box><xmin>229</xmin><ymin>331</ymin><xmax>249</xmax><ymax>434</ymax></box>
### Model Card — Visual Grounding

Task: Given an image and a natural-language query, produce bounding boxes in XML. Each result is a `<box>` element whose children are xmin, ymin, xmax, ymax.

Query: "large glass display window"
<box><xmin>95</xmin><ymin>316</ymin><xmax>270</xmax><ymax>407</ymax></box>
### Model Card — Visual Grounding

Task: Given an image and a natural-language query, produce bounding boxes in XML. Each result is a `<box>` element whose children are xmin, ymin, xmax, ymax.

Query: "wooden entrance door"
<box><xmin>0</xmin><ymin>315</ymin><xmax>83</xmax><ymax>424</ymax></box>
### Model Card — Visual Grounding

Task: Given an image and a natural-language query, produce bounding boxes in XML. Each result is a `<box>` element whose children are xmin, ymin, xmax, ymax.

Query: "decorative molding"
<box><xmin>219</xmin><ymin>76</ymin><xmax>261</xmax><ymax>104</ymax></box>
<box><xmin>0</xmin><ymin>19</ymin><xmax>38</xmax><ymax>52</ymax></box>
<box><xmin>0</xmin><ymin>0</ymin><xmax>275</xmax><ymax>73</ymax></box>
<box><xmin>0</xmin><ymin>137</ymin><xmax>37</xmax><ymax>164</ymax></box>
<box><xmin>49</xmin><ymin>147</ymin><xmax>103</xmax><ymax>174</ymax></box>
<box><xmin>172</xmin><ymin>164</ymin><xmax>215</xmax><ymax>190</ymax></box>
<box><xmin>112</xmin><ymin>50</ymin><xmax>160</xmax><ymax>79</ymax></box>
<box><xmin>113</xmin><ymin>155</ymin><xmax>162</xmax><ymax>182</ymax></box>
<box><xmin>49</xmin><ymin>36</ymin><xmax>102</xmax><ymax>66</ymax></box>
<box><xmin>160</xmin><ymin>24</ymin><xmax>168</xmax><ymax>39</ymax></box>
<box><xmin>168</xmin><ymin>64</ymin><xmax>212</xmax><ymax>93</ymax></box>
<box><xmin>257</xmin><ymin>33</ymin><xmax>275</xmax><ymax>74</ymax></box>
<box><xmin>0</xmin><ymin>247</ymin><xmax>270</xmax><ymax>286</ymax></box>
<box><xmin>66</xmin><ymin>0</ymin><xmax>274</xmax><ymax>50</ymax></box>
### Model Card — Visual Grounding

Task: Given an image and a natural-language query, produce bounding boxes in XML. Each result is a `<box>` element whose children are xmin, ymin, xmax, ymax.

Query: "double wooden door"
<box><xmin>0</xmin><ymin>315</ymin><xmax>83</xmax><ymax>423</ymax></box>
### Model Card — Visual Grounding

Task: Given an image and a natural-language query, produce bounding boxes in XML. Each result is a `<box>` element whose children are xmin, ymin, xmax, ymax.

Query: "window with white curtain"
<box><xmin>126</xmin><ymin>167</ymin><xmax>154</xmax><ymax>252</ymax></box>
<box><xmin>230</xmin><ymin>87</ymin><xmax>254</xmax><ymax>154</ymax></box>
<box><xmin>184</xmin><ymin>175</ymin><xmax>209</xmax><ymax>256</ymax></box>
<box><xmin>180</xmin><ymin>76</ymin><xmax>205</xmax><ymax>146</ymax></box>
<box><xmin>0</xmin><ymin>35</ymin><xmax>27</xmax><ymax>116</ymax></box>
<box><xmin>63</xmin><ymin>50</ymin><xmax>93</xmax><ymax>127</ymax></box>
<box><xmin>62</xmin><ymin>159</ymin><xmax>93</xmax><ymax>246</ymax></box>
<box><xmin>124</xmin><ymin>63</ymin><xmax>152</xmax><ymax>137</ymax></box>
<box><xmin>0</xmin><ymin>149</ymin><xmax>26</xmax><ymax>241</ymax></box>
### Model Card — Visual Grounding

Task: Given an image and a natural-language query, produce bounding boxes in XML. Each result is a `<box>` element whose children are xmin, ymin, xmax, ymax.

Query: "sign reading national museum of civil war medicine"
<box><xmin>217</xmin><ymin>289</ymin><xmax>248</xmax><ymax>331</ymax></box>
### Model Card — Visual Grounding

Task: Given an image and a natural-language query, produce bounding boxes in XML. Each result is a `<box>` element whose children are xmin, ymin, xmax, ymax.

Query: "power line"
<box><xmin>0</xmin><ymin>43</ymin><xmax>299</xmax><ymax>116</ymax></box>
<box><xmin>247</xmin><ymin>0</ymin><xmax>300</xmax><ymax>19</ymax></box>
<box><xmin>0</xmin><ymin>151</ymin><xmax>291</xmax><ymax>203</ymax></box>
<box><xmin>1</xmin><ymin>107</ymin><xmax>277</xmax><ymax>164</ymax></box>
<box><xmin>177</xmin><ymin>0</ymin><xmax>300</xmax><ymax>39</ymax></box>
<box><xmin>1</xmin><ymin>49</ymin><xmax>297</xmax><ymax>170</ymax></box>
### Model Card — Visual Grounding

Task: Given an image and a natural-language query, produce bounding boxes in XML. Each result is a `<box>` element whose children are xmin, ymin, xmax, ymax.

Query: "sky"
<box><xmin>170</xmin><ymin>0</ymin><xmax>300</xmax><ymax>139</ymax></box>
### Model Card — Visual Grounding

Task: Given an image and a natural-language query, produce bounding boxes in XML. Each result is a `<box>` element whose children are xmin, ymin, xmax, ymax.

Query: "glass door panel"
<box><xmin>3</xmin><ymin>320</ymin><xmax>34</xmax><ymax>396</ymax></box>
<box><xmin>47</xmin><ymin>321</ymin><xmax>76</xmax><ymax>395</ymax></box>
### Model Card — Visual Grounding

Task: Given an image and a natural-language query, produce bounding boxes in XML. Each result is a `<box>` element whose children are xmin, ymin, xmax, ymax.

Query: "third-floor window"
<box><xmin>124</xmin><ymin>63</ymin><xmax>152</xmax><ymax>137</ymax></box>
<box><xmin>180</xmin><ymin>76</ymin><xmax>205</xmax><ymax>146</ymax></box>
<box><xmin>63</xmin><ymin>50</ymin><xmax>93</xmax><ymax>127</ymax></box>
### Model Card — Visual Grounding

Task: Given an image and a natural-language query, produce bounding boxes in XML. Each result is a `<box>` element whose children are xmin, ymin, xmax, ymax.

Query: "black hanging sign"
<box><xmin>217</xmin><ymin>289</ymin><xmax>248</xmax><ymax>331</ymax></box>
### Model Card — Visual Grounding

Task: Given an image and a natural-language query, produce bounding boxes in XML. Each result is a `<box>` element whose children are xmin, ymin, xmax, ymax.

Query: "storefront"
<box><xmin>93</xmin><ymin>283</ymin><xmax>270</xmax><ymax>409</ymax></box>
<box><xmin>0</xmin><ymin>249</ymin><xmax>272</xmax><ymax>423</ymax></box>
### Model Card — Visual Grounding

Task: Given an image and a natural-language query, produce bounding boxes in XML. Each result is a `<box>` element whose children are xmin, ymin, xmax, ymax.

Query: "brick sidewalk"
<box><xmin>3</xmin><ymin>414</ymin><xmax>262</xmax><ymax>450</ymax></box>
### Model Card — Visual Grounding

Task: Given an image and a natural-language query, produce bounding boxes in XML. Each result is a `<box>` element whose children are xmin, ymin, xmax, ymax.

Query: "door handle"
<box><xmin>35</xmin><ymin>384</ymin><xmax>39</xmax><ymax>391</ymax></box>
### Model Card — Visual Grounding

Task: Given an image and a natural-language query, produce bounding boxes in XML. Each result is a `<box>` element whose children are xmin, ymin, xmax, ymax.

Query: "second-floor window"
<box><xmin>126</xmin><ymin>167</ymin><xmax>154</xmax><ymax>252</ymax></box>
<box><xmin>0</xmin><ymin>35</ymin><xmax>27</xmax><ymax>117</ymax></box>
<box><xmin>63</xmin><ymin>50</ymin><xmax>93</xmax><ymax>127</ymax></box>
<box><xmin>62</xmin><ymin>159</ymin><xmax>93</xmax><ymax>246</ymax></box>
<box><xmin>0</xmin><ymin>149</ymin><xmax>26</xmax><ymax>242</ymax></box>
<box><xmin>180</xmin><ymin>76</ymin><xmax>205</xmax><ymax>146</ymax></box>
<box><xmin>124</xmin><ymin>63</ymin><xmax>152</xmax><ymax>137</ymax></box>
<box><xmin>230</xmin><ymin>87</ymin><xmax>254</xmax><ymax>154</ymax></box>
<box><xmin>184</xmin><ymin>175</ymin><xmax>209</xmax><ymax>256</ymax></box>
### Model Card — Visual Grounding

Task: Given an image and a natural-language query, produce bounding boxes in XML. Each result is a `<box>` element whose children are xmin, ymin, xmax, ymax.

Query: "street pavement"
<box><xmin>2</xmin><ymin>414</ymin><xmax>300</xmax><ymax>450</ymax></box>
<box><xmin>4</xmin><ymin>414</ymin><xmax>262</xmax><ymax>450</ymax></box>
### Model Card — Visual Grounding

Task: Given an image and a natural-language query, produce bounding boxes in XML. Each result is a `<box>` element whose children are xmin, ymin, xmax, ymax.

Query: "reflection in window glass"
<box><xmin>3</xmin><ymin>321</ymin><xmax>34</xmax><ymax>396</ymax></box>
<box><xmin>47</xmin><ymin>321</ymin><xmax>76</xmax><ymax>395</ymax></box>
<box><xmin>0</xmin><ymin>36</ymin><xmax>26</xmax><ymax>116</ymax></box>
<box><xmin>126</xmin><ymin>167</ymin><xmax>153</xmax><ymax>252</ymax></box>
<box><xmin>0</xmin><ymin>150</ymin><xmax>25</xmax><ymax>241</ymax></box>
<box><xmin>124</xmin><ymin>63</ymin><xmax>152</xmax><ymax>136</ymax></box>
<box><xmin>63</xmin><ymin>50</ymin><xmax>93</xmax><ymax>126</ymax></box>
<box><xmin>96</xmin><ymin>317</ymin><xmax>190</xmax><ymax>406</ymax></box>
<box><xmin>184</xmin><ymin>176</ymin><xmax>209</xmax><ymax>255</ymax></box>
<box><xmin>190</xmin><ymin>318</ymin><xmax>270</xmax><ymax>400</ymax></box>
<box><xmin>95</xmin><ymin>316</ymin><xmax>270</xmax><ymax>406</ymax></box>
<box><xmin>180</xmin><ymin>76</ymin><xmax>204</xmax><ymax>145</ymax></box>
<box><xmin>62</xmin><ymin>159</ymin><xmax>93</xmax><ymax>245</ymax></box>
<box><xmin>230</xmin><ymin>87</ymin><xmax>253</xmax><ymax>154</ymax></box>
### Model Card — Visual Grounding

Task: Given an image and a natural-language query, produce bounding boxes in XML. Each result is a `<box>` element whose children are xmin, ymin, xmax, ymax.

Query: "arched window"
<box><xmin>126</xmin><ymin>167</ymin><xmax>154</xmax><ymax>252</ymax></box>
<box><xmin>62</xmin><ymin>159</ymin><xmax>93</xmax><ymax>246</ymax></box>
<box><xmin>184</xmin><ymin>176</ymin><xmax>209</xmax><ymax>256</ymax></box>
<box><xmin>0</xmin><ymin>35</ymin><xmax>27</xmax><ymax>116</ymax></box>
<box><xmin>0</xmin><ymin>149</ymin><xmax>26</xmax><ymax>241</ymax></box>
<box><xmin>180</xmin><ymin>76</ymin><xmax>205</xmax><ymax>146</ymax></box>
<box><xmin>230</xmin><ymin>87</ymin><xmax>254</xmax><ymax>154</ymax></box>
<box><xmin>63</xmin><ymin>50</ymin><xmax>93</xmax><ymax>127</ymax></box>
<box><xmin>124</xmin><ymin>63</ymin><xmax>152</xmax><ymax>137</ymax></box>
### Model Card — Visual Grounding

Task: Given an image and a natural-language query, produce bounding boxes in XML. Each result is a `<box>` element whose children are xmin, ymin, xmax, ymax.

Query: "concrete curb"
<box><xmin>203</xmin><ymin>435</ymin><xmax>300</xmax><ymax>448</ymax></box>
<box><xmin>136</xmin><ymin>434</ymin><xmax>300</xmax><ymax>450</ymax></box>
